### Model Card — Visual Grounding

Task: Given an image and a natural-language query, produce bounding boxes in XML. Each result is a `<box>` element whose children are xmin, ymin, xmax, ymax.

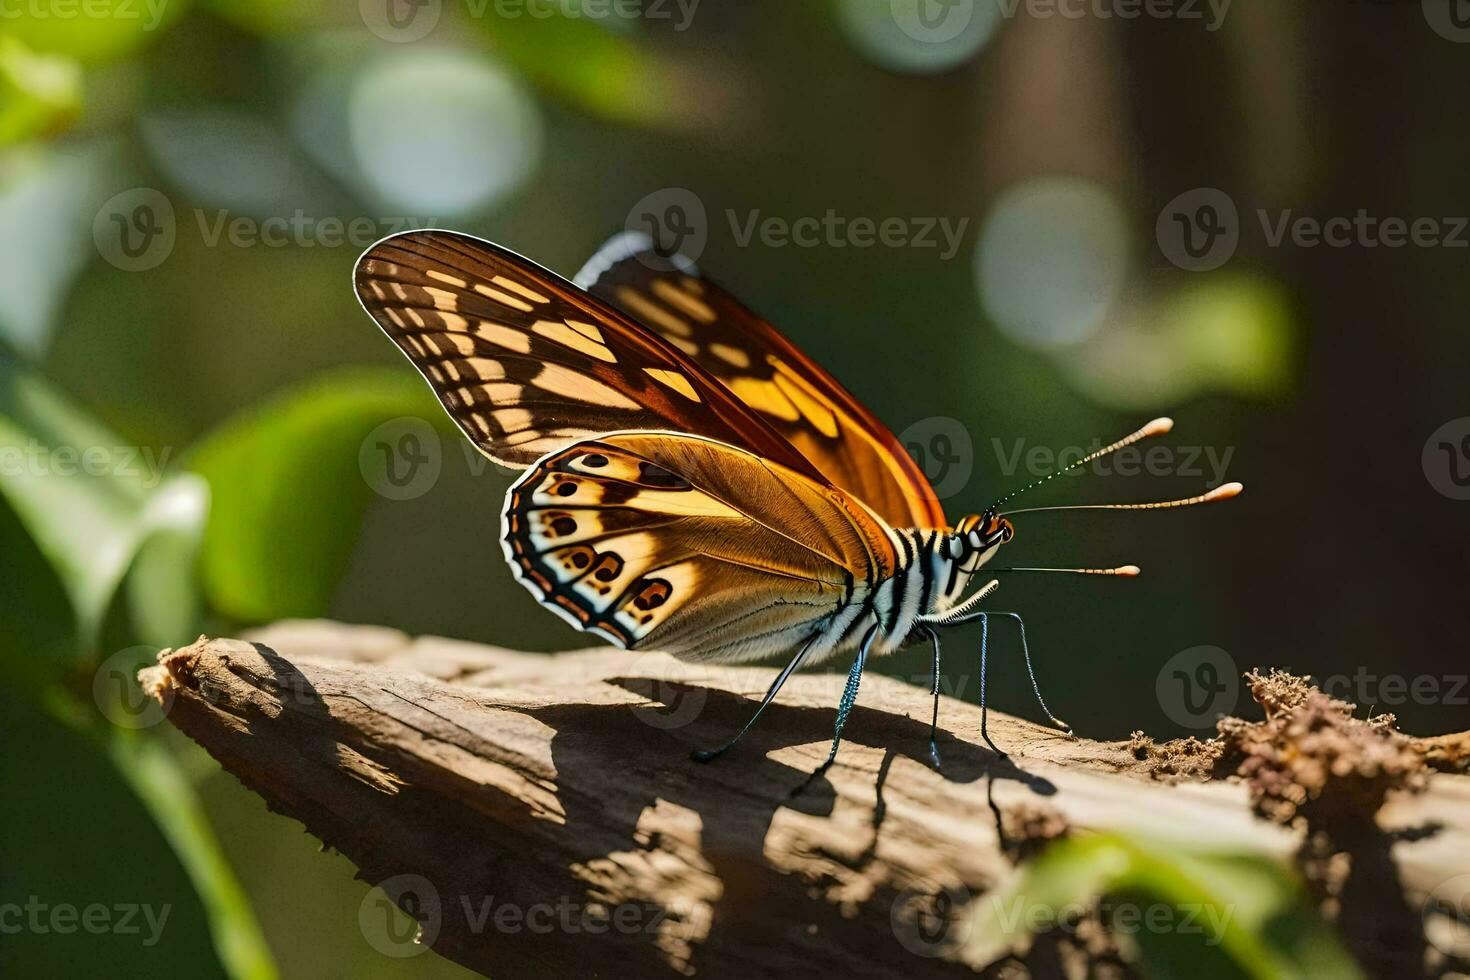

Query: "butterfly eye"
<box><xmin>1000</xmin><ymin>519</ymin><xmax>1015</xmax><ymax>543</ymax></box>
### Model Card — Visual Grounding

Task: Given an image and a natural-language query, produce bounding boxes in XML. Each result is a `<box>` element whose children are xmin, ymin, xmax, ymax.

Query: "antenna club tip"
<box><xmin>1143</xmin><ymin>417</ymin><xmax>1174</xmax><ymax>436</ymax></box>
<box><xmin>1117</xmin><ymin>565</ymin><xmax>1141</xmax><ymax>577</ymax></box>
<box><xmin>1210</xmin><ymin>481</ymin><xmax>1244</xmax><ymax>501</ymax></box>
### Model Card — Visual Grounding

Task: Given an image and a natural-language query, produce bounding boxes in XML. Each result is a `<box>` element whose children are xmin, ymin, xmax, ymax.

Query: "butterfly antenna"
<box><xmin>985</xmin><ymin>417</ymin><xmax>1175</xmax><ymax>513</ymax></box>
<box><xmin>989</xmin><ymin>565</ymin><xmax>1141</xmax><ymax>576</ymax></box>
<box><xmin>1000</xmin><ymin>482</ymin><xmax>1243</xmax><ymax>517</ymax></box>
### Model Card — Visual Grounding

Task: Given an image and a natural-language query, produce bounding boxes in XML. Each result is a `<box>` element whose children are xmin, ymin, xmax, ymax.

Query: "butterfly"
<box><xmin>354</xmin><ymin>228</ymin><xmax>1241</xmax><ymax>772</ymax></box>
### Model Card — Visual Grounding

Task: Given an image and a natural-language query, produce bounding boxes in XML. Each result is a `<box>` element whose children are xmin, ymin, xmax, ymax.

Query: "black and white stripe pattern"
<box><xmin>805</xmin><ymin>524</ymin><xmax>996</xmax><ymax>663</ymax></box>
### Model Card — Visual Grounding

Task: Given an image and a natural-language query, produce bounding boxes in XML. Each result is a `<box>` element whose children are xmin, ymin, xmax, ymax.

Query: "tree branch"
<box><xmin>139</xmin><ymin>622</ymin><xmax>1470</xmax><ymax>977</ymax></box>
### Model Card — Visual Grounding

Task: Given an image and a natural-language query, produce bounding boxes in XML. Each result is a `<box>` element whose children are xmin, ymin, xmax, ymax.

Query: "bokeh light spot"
<box><xmin>977</xmin><ymin>176</ymin><xmax>1131</xmax><ymax>350</ymax></box>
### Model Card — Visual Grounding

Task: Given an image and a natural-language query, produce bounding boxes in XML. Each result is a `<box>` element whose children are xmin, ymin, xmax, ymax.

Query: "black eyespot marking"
<box><xmin>555</xmin><ymin>481</ymin><xmax>577</xmax><ymax>497</ymax></box>
<box><xmin>581</xmin><ymin>453</ymin><xmax>608</xmax><ymax>468</ymax></box>
<box><xmin>632</xmin><ymin>578</ymin><xmax>672</xmax><ymax>611</ymax></box>
<box><xmin>637</xmin><ymin>462</ymin><xmax>690</xmax><ymax>490</ymax></box>
<box><xmin>592</xmin><ymin>553</ymin><xmax>624</xmax><ymax>582</ymax></box>
<box><xmin>570</xmin><ymin>550</ymin><xmax>591</xmax><ymax>569</ymax></box>
<box><xmin>549</xmin><ymin>515</ymin><xmax>577</xmax><ymax>537</ymax></box>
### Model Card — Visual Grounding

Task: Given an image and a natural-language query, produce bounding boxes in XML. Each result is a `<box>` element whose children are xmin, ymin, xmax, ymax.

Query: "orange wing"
<box><xmin>354</xmin><ymin>230</ymin><xmax>824</xmax><ymax>481</ymax></box>
<box><xmin>575</xmin><ymin>232</ymin><xmax>947</xmax><ymax>529</ymax></box>
<box><xmin>501</xmin><ymin>430</ymin><xmax>896</xmax><ymax>662</ymax></box>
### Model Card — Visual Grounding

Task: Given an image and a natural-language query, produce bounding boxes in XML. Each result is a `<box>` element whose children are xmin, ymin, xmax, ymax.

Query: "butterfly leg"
<box><xmin>975</xmin><ymin>613</ymin><xmax>1008</xmax><ymax>759</ymax></box>
<box><xmin>921</xmin><ymin>625</ymin><xmax>944</xmax><ymax>772</ymax></box>
<box><xmin>691</xmin><ymin>632</ymin><xmax>821</xmax><ymax>763</ymax></box>
<box><xmin>992</xmin><ymin>611</ymin><xmax>1071</xmax><ymax>735</ymax></box>
<box><xmin>796</xmin><ymin>622</ymin><xmax>879</xmax><ymax>791</ymax></box>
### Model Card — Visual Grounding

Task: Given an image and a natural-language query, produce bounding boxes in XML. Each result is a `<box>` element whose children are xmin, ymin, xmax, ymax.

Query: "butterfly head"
<box><xmin>940</xmin><ymin>511</ymin><xmax>1012</xmax><ymax>587</ymax></box>
<box><xmin>952</xmin><ymin>511</ymin><xmax>1014</xmax><ymax>555</ymax></box>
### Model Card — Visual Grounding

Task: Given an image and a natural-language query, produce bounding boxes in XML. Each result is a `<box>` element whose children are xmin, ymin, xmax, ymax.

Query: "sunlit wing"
<box><xmin>575</xmin><ymin>231</ymin><xmax>947</xmax><ymax>529</ymax></box>
<box><xmin>354</xmin><ymin>230</ymin><xmax>822</xmax><ymax>479</ymax></box>
<box><xmin>501</xmin><ymin>430</ymin><xmax>897</xmax><ymax>663</ymax></box>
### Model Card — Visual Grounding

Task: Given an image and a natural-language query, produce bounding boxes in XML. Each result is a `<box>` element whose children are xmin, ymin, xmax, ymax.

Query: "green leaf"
<box><xmin>188</xmin><ymin>366</ymin><xmax>443</xmax><ymax>622</ymax></box>
<box><xmin>1</xmin><ymin>0</ymin><xmax>187</xmax><ymax>66</ymax></box>
<box><xmin>474</xmin><ymin>10</ymin><xmax>692</xmax><ymax>128</ymax></box>
<box><xmin>0</xmin><ymin>36</ymin><xmax>82</xmax><ymax>144</ymax></box>
<box><xmin>966</xmin><ymin>833</ymin><xmax>1361</xmax><ymax>979</ymax></box>
<box><xmin>0</xmin><ymin>142</ymin><xmax>114</xmax><ymax>358</ymax></box>
<box><xmin>102</xmin><ymin>728</ymin><xmax>278</xmax><ymax>980</ymax></box>
<box><xmin>125</xmin><ymin>474</ymin><xmax>210</xmax><ymax>648</ymax></box>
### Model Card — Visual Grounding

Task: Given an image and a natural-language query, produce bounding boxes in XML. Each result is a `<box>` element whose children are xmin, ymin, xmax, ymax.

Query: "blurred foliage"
<box><xmin>0</xmin><ymin>36</ymin><xmax>82</xmax><ymax>143</ymax></box>
<box><xmin>189</xmin><ymin>367</ymin><xmax>441</xmax><ymax>622</ymax></box>
<box><xmin>969</xmin><ymin>833</ymin><xmax>1360</xmax><ymax>978</ymax></box>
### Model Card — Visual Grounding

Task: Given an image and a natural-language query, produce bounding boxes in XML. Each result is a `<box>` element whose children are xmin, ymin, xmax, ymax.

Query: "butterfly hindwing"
<box><xmin>501</xmin><ymin>430</ymin><xmax>898</xmax><ymax>663</ymax></box>
<box><xmin>575</xmin><ymin>232</ymin><xmax>947</xmax><ymax>529</ymax></box>
<box><xmin>354</xmin><ymin>230</ymin><xmax>823</xmax><ymax>478</ymax></box>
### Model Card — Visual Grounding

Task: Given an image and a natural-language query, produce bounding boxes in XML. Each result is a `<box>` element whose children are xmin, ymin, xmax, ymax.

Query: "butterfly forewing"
<box><xmin>575</xmin><ymin>232</ymin><xmax>947</xmax><ymax>529</ymax></box>
<box><xmin>501</xmin><ymin>431</ymin><xmax>897</xmax><ymax>663</ymax></box>
<box><xmin>354</xmin><ymin>230</ymin><xmax>823</xmax><ymax>478</ymax></box>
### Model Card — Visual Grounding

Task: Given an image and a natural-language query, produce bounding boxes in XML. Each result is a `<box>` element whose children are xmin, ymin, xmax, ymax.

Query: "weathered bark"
<box><xmin>139</xmin><ymin>621</ymin><xmax>1470</xmax><ymax>978</ymax></box>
